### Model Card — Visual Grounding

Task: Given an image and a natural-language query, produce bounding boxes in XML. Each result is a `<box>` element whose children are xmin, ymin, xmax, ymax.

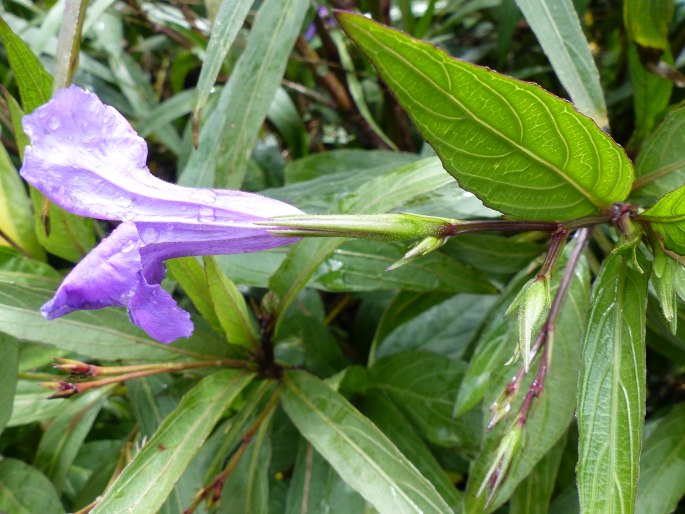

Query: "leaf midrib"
<box><xmin>362</xmin><ymin>25</ymin><xmax>607</xmax><ymax>208</ymax></box>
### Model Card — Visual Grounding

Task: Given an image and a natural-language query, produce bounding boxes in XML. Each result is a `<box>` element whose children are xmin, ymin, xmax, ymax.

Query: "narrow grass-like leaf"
<box><xmin>633</xmin><ymin>106</ymin><xmax>685</xmax><ymax>199</ymax></box>
<box><xmin>635</xmin><ymin>403</ymin><xmax>685</xmax><ymax>513</ymax></box>
<box><xmin>204</xmin><ymin>256</ymin><xmax>258</xmax><ymax>348</ymax></box>
<box><xmin>337</xmin><ymin>13</ymin><xmax>633</xmax><ymax>220</ymax></box>
<box><xmin>0</xmin><ymin>333</ymin><xmax>18</xmax><ymax>434</ymax></box>
<box><xmin>281</xmin><ymin>370</ymin><xmax>452</xmax><ymax>514</ymax></box>
<box><xmin>0</xmin><ymin>459</ymin><xmax>64</xmax><ymax>514</ymax></box>
<box><xmin>52</xmin><ymin>0</ymin><xmax>87</xmax><ymax>90</ymax></box>
<box><xmin>514</xmin><ymin>0</ymin><xmax>608</xmax><ymax>127</ymax></box>
<box><xmin>577</xmin><ymin>252</ymin><xmax>649</xmax><ymax>514</ymax></box>
<box><xmin>624</xmin><ymin>0</ymin><xmax>674</xmax><ymax>50</ymax></box>
<box><xmin>0</xmin><ymin>140</ymin><xmax>44</xmax><ymax>260</ymax></box>
<box><xmin>192</xmin><ymin>0</ymin><xmax>254</xmax><ymax>128</ymax></box>
<box><xmin>35</xmin><ymin>388</ymin><xmax>107</xmax><ymax>492</ymax></box>
<box><xmin>641</xmin><ymin>183</ymin><xmax>685</xmax><ymax>255</ymax></box>
<box><xmin>182</xmin><ymin>0</ymin><xmax>309</xmax><ymax>188</ymax></box>
<box><xmin>92</xmin><ymin>370</ymin><xmax>255</xmax><ymax>514</ymax></box>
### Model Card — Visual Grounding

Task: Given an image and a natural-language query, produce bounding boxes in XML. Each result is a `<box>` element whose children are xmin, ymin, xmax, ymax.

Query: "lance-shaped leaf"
<box><xmin>641</xmin><ymin>184</ymin><xmax>685</xmax><ymax>255</ymax></box>
<box><xmin>281</xmin><ymin>370</ymin><xmax>452</xmax><ymax>514</ymax></box>
<box><xmin>336</xmin><ymin>13</ymin><xmax>633</xmax><ymax>221</ymax></box>
<box><xmin>624</xmin><ymin>0</ymin><xmax>674</xmax><ymax>50</ymax></box>
<box><xmin>577</xmin><ymin>252</ymin><xmax>649</xmax><ymax>514</ymax></box>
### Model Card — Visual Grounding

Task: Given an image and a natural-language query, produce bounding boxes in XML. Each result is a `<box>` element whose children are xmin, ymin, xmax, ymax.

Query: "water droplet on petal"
<box><xmin>197</xmin><ymin>207</ymin><xmax>216</xmax><ymax>222</ymax></box>
<box><xmin>179</xmin><ymin>204</ymin><xmax>189</xmax><ymax>211</ymax></box>
<box><xmin>48</xmin><ymin>117</ymin><xmax>60</xmax><ymax>130</ymax></box>
<box><xmin>114</xmin><ymin>196</ymin><xmax>133</xmax><ymax>208</ymax></box>
<box><xmin>121</xmin><ymin>240</ymin><xmax>136</xmax><ymax>253</ymax></box>
<box><xmin>140</xmin><ymin>226</ymin><xmax>159</xmax><ymax>243</ymax></box>
<box><xmin>121</xmin><ymin>212</ymin><xmax>134</xmax><ymax>221</ymax></box>
<box><xmin>190</xmin><ymin>189</ymin><xmax>217</xmax><ymax>204</ymax></box>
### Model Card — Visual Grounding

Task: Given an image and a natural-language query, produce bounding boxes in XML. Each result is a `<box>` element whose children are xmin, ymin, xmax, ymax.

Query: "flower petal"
<box><xmin>21</xmin><ymin>86</ymin><xmax>302</xmax><ymax>224</ymax></box>
<box><xmin>128</xmin><ymin>283</ymin><xmax>193</xmax><ymax>343</ymax></box>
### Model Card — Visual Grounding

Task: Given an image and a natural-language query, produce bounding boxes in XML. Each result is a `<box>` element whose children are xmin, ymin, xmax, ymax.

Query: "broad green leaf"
<box><xmin>204</xmin><ymin>256</ymin><xmax>258</xmax><ymax>348</ymax></box>
<box><xmin>285</xmin><ymin>440</ymin><xmax>366</xmax><ymax>514</ymax></box>
<box><xmin>281</xmin><ymin>370</ymin><xmax>452</xmax><ymax>514</ymax></box>
<box><xmin>0</xmin><ymin>459</ymin><xmax>64</xmax><ymax>514</ymax></box>
<box><xmin>127</xmin><ymin>375</ymin><xmax>181</xmax><ymax>438</ymax></box>
<box><xmin>181</xmin><ymin>0</ymin><xmax>309</xmax><ymax>188</ymax></box>
<box><xmin>0</xmin><ymin>17</ymin><xmax>52</xmax><ymax>113</ymax></box>
<box><xmin>271</xmin><ymin>157</ymin><xmax>454</xmax><ymax>328</ymax></box>
<box><xmin>442</xmin><ymin>234</ymin><xmax>543</xmax><ymax>276</ymax></box>
<box><xmin>337</xmin><ymin>13</ymin><xmax>633</xmax><ymax>220</ymax></box>
<box><xmin>624</xmin><ymin>0</ymin><xmax>674</xmax><ymax>50</ymax></box>
<box><xmin>52</xmin><ymin>0</ymin><xmax>87</xmax><ymax>90</ymax></box>
<box><xmin>514</xmin><ymin>0</ymin><xmax>608</xmax><ymax>127</ymax></box>
<box><xmin>359</xmin><ymin>392</ymin><xmax>461</xmax><ymax>511</ymax></box>
<box><xmin>370</xmin><ymin>352</ymin><xmax>480</xmax><ymax>451</ymax></box>
<box><xmin>641</xmin><ymin>184</ymin><xmax>685</xmax><ymax>255</ymax></box>
<box><xmin>92</xmin><ymin>370</ymin><xmax>255</xmax><ymax>514</ymax></box>
<box><xmin>0</xmin><ymin>332</ymin><xmax>18</xmax><ymax>434</ymax></box>
<box><xmin>509</xmin><ymin>432</ymin><xmax>567</xmax><ymax>514</ymax></box>
<box><xmin>35</xmin><ymin>388</ymin><xmax>107</xmax><ymax>492</ymax></box>
<box><xmin>628</xmin><ymin>43</ymin><xmax>672</xmax><ymax>148</ymax></box>
<box><xmin>192</xmin><ymin>0</ymin><xmax>254</xmax><ymax>126</ymax></box>
<box><xmin>0</xmin><ymin>139</ymin><xmax>44</xmax><ymax>260</ymax></box>
<box><xmin>633</xmin><ymin>106</ymin><xmax>685</xmax><ymax>200</ymax></box>
<box><xmin>313</xmin><ymin>240</ymin><xmax>496</xmax><ymax>295</ymax></box>
<box><xmin>167</xmin><ymin>257</ymin><xmax>222</xmax><ymax>334</ymax></box>
<box><xmin>68</xmin><ymin>440</ymin><xmax>121</xmax><ymax>511</ymax></box>
<box><xmin>268</xmin><ymin>87</ymin><xmax>308</xmax><ymax>158</ymax></box>
<box><xmin>373</xmin><ymin>293</ymin><xmax>495</xmax><ymax>361</ymax></box>
<box><xmin>464</xmin><ymin>250</ymin><xmax>590</xmax><ymax>511</ymax></box>
<box><xmin>577</xmin><ymin>252</ymin><xmax>649</xmax><ymax>514</ymax></box>
<box><xmin>0</xmin><ymin>278</ymin><xmax>223</xmax><ymax>361</ymax></box>
<box><xmin>635</xmin><ymin>403</ymin><xmax>685</xmax><ymax>513</ymax></box>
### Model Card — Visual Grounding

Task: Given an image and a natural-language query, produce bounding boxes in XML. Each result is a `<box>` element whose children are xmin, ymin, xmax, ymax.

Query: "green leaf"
<box><xmin>624</xmin><ymin>0</ymin><xmax>674</xmax><ymax>50</ymax></box>
<box><xmin>181</xmin><ymin>0</ymin><xmax>309</xmax><ymax>188</ymax></box>
<box><xmin>0</xmin><ymin>332</ymin><xmax>18</xmax><ymax>434</ymax></box>
<box><xmin>359</xmin><ymin>392</ymin><xmax>461</xmax><ymax>511</ymax></box>
<box><xmin>92</xmin><ymin>370</ymin><xmax>255</xmax><ymax>514</ymax></box>
<box><xmin>281</xmin><ymin>370</ymin><xmax>452</xmax><ymax>514</ymax></box>
<box><xmin>635</xmin><ymin>403</ymin><xmax>685</xmax><ymax>513</ymax></box>
<box><xmin>633</xmin><ymin>106</ymin><xmax>685</xmax><ymax>200</ymax></box>
<box><xmin>0</xmin><ymin>459</ymin><xmax>65</xmax><ymax>514</ymax></box>
<box><xmin>463</xmin><ymin>249</ymin><xmax>590</xmax><ymax>511</ymax></box>
<box><xmin>641</xmin><ymin>184</ymin><xmax>685</xmax><ymax>255</ymax></box>
<box><xmin>285</xmin><ymin>440</ymin><xmax>366</xmax><ymax>514</ymax></box>
<box><xmin>192</xmin><ymin>0</ymin><xmax>254</xmax><ymax>127</ymax></box>
<box><xmin>0</xmin><ymin>139</ymin><xmax>44</xmax><ymax>260</ymax></box>
<box><xmin>509</xmin><ymin>432</ymin><xmax>567</xmax><ymax>514</ymax></box>
<box><xmin>371</xmin><ymin>351</ymin><xmax>479</xmax><ymax>450</ymax></box>
<box><xmin>52</xmin><ymin>0</ymin><xmax>87</xmax><ymax>89</ymax></box>
<box><xmin>8</xmin><ymin>381</ymin><xmax>70</xmax><ymax>427</ymax></box>
<box><xmin>441</xmin><ymin>234</ymin><xmax>543</xmax><ymax>276</ymax></box>
<box><xmin>313</xmin><ymin>240</ymin><xmax>496</xmax><ymax>295</ymax></box>
<box><xmin>577</xmin><ymin>251</ymin><xmax>649</xmax><ymax>514</ymax></box>
<box><xmin>513</xmin><ymin>0</ymin><xmax>608</xmax><ymax>127</ymax></box>
<box><xmin>627</xmin><ymin>43</ymin><xmax>672</xmax><ymax>148</ymax></box>
<box><xmin>0</xmin><ymin>17</ymin><xmax>53</xmax><ymax>113</ymax></box>
<box><xmin>337</xmin><ymin>12</ymin><xmax>633</xmax><ymax>220</ymax></box>
<box><xmin>204</xmin><ymin>256</ymin><xmax>258</xmax><ymax>348</ymax></box>
<box><xmin>0</xmin><ymin>277</ymin><xmax>223</xmax><ymax>361</ymax></box>
<box><xmin>167</xmin><ymin>257</ymin><xmax>222</xmax><ymax>334</ymax></box>
<box><xmin>35</xmin><ymin>388</ymin><xmax>108</xmax><ymax>492</ymax></box>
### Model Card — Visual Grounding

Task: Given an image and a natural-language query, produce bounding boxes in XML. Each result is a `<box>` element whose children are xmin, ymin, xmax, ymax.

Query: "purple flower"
<box><xmin>20</xmin><ymin>86</ymin><xmax>302</xmax><ymax>343</ymax></box>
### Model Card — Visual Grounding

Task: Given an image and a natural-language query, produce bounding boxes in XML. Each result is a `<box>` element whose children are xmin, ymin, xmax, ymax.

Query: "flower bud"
<box><xmin>505</xmin><ymin>276</ymin><xmax>551</xmax><ymax>372</ymax></box>
<box><xmin>477</xmin><ymin>423</ymin><xmax>523</xmax><ymax>503</ymax></box>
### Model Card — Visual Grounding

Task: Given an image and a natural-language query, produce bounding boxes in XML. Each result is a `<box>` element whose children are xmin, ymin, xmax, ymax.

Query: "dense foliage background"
<box><xmin>1</xmin><ymin>0</ymin><xmax>685</xmax><ymax>513</ymax></box>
